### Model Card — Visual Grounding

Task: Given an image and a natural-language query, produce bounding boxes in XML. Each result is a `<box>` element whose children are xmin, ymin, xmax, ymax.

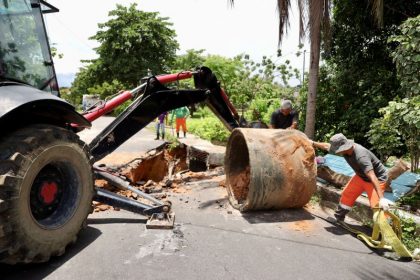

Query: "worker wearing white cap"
<box><xmin>269</xmin><ymin>99</ymin><xmax>299</xmax><ymax>129</ymax></box>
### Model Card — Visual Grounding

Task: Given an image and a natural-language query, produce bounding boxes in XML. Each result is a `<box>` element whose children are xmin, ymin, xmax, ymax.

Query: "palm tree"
<box><xmin>229</xmin><ymin>0</ymin><xmax>384</xmax><ymax>139</ymax></box>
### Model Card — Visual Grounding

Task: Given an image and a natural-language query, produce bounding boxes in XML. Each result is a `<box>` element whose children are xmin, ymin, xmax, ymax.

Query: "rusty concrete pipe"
<box><xmin>224</xmin><ymin>128</ymin><xmax>317</xmax><ymax>212</ymax></box>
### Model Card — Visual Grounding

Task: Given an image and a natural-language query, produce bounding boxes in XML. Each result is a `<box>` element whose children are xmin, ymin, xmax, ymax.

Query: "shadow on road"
<box><xmin>88</xmin><ymin>217</ymin><xmax>148</xmax><ymax>224</ymax></box>
<box><xmin>0</xmin><ymin>226</ymin><xmax>101</xmax><ymax>280</ymax></box>
<box><xmin>242</xmin><ymin>208</ymin><xmax>315</xmax><ymax>224</ymax></box>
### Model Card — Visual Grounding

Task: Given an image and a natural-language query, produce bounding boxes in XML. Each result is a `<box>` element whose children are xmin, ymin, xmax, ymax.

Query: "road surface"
<box><xmin>1</xmin><ymin>117</ymin><xmax>419</xmax><ymax>279</ymax></box>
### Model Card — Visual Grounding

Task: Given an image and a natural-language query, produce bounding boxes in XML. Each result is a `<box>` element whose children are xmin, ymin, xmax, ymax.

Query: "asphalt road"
<box><xmin>1</xmin><ymin>117</ymin><xmax>419</xmax><ymax>279</ymax></box>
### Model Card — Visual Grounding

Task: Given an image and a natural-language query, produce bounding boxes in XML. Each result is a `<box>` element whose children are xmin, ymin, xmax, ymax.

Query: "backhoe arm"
<box><xmin>87</xmin><ymin>67</ymin><xmax>241</xmax><ymax>163</ymax></box>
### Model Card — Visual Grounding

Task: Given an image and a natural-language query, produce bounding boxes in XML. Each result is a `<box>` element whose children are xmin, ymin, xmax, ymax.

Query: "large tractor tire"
<box><xmin>0</xmin><ymin>124</ymin><xmax>93</xmax><ymax>264</ymax></box>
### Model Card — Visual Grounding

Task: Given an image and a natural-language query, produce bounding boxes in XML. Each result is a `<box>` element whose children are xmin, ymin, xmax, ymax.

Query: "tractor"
<box><xmin>0</xmin><ymin>0</ymin><xmax>247</xmax><ymax>264</ymax></box>
<box><xmin>0</xmin><ymin>0</ymin><xmax>316</xmax><ymax>264</ymax></box>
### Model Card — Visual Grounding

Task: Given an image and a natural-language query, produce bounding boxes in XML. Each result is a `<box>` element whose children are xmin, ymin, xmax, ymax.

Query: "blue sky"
<box><xmin>45</xmin><ymin>0</ymin><xmax>309</xmax><ymax>86</ymax></box>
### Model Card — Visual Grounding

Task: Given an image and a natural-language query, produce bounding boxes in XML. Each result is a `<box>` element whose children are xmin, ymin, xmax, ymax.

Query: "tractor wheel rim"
<box><xmin>30</xmin><ymin>162</ymin><xmax>80</xmax><ymax>229</ymax></box>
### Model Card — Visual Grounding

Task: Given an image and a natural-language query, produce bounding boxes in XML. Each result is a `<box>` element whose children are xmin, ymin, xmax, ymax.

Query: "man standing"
<box><xmin>269</xmin><ymin>99</ymin><xmax>299</xmax><ymax>129</ymax></box>
<box><xmin>311</xmin><ymin>133</ymin><xmax>392</xmax><ymax>222</ymax></box>
<box><xmin>155</xmin><ymin>112</ymin><xmax>167</xmax><ymax>140</ymax></box>
<box><xmin>170</xmin><ymin>106</ymin><xmax>189</xmax><ymax>138</ymax></box>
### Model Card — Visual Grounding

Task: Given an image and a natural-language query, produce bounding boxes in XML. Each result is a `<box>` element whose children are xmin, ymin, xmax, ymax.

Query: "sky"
<box><xmin>45</xmin><ymin>0</ymin><xmax>309</xmax><ymax>86</ymax></box>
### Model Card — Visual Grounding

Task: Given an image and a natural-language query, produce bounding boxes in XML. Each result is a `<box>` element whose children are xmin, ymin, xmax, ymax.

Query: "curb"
<box><xmin>316</xmin><ymin>181</ymin><xmax>420</xmax><ymax>228</ymax></box>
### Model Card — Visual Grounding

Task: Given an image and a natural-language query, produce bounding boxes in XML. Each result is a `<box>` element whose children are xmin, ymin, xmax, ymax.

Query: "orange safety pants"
<box><xmin>175</xmin><ymin>118</ymin><xmax>187</xmax><ymax>133</ymax></box>
<box><xmin>340</xmin><ymin>174</ymin><xmax>386</xmax><ymax>210</ymax></box>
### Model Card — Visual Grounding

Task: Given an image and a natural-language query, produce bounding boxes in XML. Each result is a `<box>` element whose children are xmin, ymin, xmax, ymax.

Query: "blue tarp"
<box><xmin>317</xmin><ymin>154</ymin><xmax>420</xmax><ymax>202</ymax></box>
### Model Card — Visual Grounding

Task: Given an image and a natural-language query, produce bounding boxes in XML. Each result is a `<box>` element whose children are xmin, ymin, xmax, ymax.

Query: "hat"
<box><xmin>329</xmin><ymin>133</ymin><xmax>354</xmax><ymax>154</ymax></box>
<box><xmin>281</xmin><ymin>99</ymin><xmax>293</xmax><ymax>110</ymax></box>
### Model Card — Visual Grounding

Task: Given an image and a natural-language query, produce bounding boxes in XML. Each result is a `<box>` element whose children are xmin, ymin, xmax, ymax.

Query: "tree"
<box><xmin>388</xmin><ymin>15</ymin><xmax>420</xmax><ymax>98</ymax></box>
<box><xmin>369</xmin><ymin>97</ymin><xmax>420</xmax><ymax>171</ymax></box>
<box><xmin>320</xmin><ymin>0</ymin><xmax>419</xmax><ymax>145</ymax></box>
<box><xmin>72</xmin><ymin>3</ymin><xmax>178</xmax><ymax>98</ymax></box>
<box><xmin>229</xmin><ymin>0</ymin><xmax>331</xmax><ymax>139</ymax></box>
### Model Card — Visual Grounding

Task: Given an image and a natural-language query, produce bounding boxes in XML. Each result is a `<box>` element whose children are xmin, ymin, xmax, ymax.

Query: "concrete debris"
<box><xmin>94</xmin><ymin>144</ymin><xmax>224</xmax><ymax>212</ymax></box>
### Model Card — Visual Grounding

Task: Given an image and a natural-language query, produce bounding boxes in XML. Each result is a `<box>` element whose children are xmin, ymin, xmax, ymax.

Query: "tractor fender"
<box><xmin>0</xmin><ymin>84</ymin><xmax>91</xmax><ymax>129</ymax></box>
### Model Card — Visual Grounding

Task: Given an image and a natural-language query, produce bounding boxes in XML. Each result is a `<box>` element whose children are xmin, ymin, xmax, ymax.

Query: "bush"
<box><xmin>369</xmin><ymin>96</ymin><xmax>420</xmax><ymax>171</ymax></box>
<box><xmin>366</xmin><ymin>118</ymin><xmax>402</xmax><ymax>162</ymax></box>
<box><xmin>187</xmin><ymin>117</ymin><xmax>230</xmax><ymax>143</ymax></box>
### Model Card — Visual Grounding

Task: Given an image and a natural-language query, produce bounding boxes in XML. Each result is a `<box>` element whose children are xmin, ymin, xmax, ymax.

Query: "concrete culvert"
<box><xmin>225</xmin><ymin>128</ymin><xmax>317</xmax><ymax>212</ymax></box>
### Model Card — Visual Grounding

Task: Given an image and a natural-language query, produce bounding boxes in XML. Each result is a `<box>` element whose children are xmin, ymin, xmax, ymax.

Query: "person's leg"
<box><xmin>155</xmin><ymin>122</ymin><xmax>159</xmax><ymax>140</ymax></box>
<box><xmin>161</xmin><ymin>123</ymin><xmax>165</xmax><ymax>139</ymax></box>
<box><xmin>362</xmin><ymin>180</ymin><xmax>386</xmax><ymax>208</ymax></box>
<box><xmin>176</xmin><ymin>118</ymin><xmax>181</xmax><ymax>138</ymax></box>
<box><xmin>181</xmin><ymin>118</ymin><xmax>187</xmax><ymax>137</ymax></box>
<box><xmin>335</xmin><ymin>175</ymin><xmax>365</xmax><ymax>221</ymax></box>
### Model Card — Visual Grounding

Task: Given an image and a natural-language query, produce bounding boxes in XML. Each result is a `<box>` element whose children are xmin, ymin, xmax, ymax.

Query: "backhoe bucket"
<box><xmin>224</xmin><ymin>128</ymin><xmax>317</xmax><ymax>212</ymax></box>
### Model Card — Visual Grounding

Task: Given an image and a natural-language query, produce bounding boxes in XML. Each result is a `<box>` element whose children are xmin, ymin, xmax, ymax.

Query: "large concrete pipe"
<box><xmin>224</xmin><ymin>128</ymin><xmax>317</xmax><ymax>211</ymax></box>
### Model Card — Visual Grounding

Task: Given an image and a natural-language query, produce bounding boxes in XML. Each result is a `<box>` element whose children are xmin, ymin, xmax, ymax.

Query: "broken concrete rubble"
<box><xmin>93</xmin><ymin>143</ymin><xmax>226</xmax><ymax>212</ymax></box>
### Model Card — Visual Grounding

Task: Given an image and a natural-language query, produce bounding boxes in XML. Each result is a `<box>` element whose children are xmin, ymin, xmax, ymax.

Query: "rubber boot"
<box><xmin>154</xmin><ymin>132</ymin><xmax>159</xmax><ymax>140</ymax></box>
<box><xmin>183</xmin><ymin>131</ymin><xmax>186</xmax><ymax>138</ymax></box>
<box><xmin>177</xmin><ymin>132</ymin><xmax>179</xmax><ymax>138</ymax></box>
<box><xmin>161</xmin><ymin>133</ymin><xmax>165</xmax><ymax>140</ymax></box>
<box><xmin>334</xmin><ymin>205</ymin><xmax>350</xmax><ymax>222</ymax></box>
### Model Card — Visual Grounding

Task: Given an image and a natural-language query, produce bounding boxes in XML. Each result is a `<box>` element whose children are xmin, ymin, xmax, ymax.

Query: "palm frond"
<box><xmin>297</xmin><ymin>0</ymin><xmax>307</xmax><ymax>42</ymax></box>
<box><xmin>277</xmin><ymin>0</ymin><xmax>292</xmax><ymax>45</ymax></box>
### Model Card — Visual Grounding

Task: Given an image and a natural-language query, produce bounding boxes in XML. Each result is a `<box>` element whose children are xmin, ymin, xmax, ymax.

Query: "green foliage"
<box><xmin>367</xmin><ymin>118</ymin><xmax>402</xmax><ymax>162</ymax></box>
<box><xmin>60</xmin><ymin>87</ymin><xmax>82</xmax><ymax>110</ymax></box>
<box><xmin>317</xmin><ymin>0</ymin><xmax>419</xmax><ymax>146</ymax></box>
<box><xmin>173</xmin><ymin>49</ymin><xmax>206</xmax><ymax>71</ymax></box>
<box><xmin>397</xmin><ymin>192</ymin><xmax>420</xmax><ymax>212</ymax></box>
<box><xmin>87</xmin><ymin>79</ymin><xmax>125</xmax><ymax>100</ymax></box>
<box><xmin>71</xmin><ymin>3</ymin><xmax>178</xmax><ymax>102</ymax></box>
<box><xmin>398</xmin><ymin>215</ymin><xmax>420</xmax><ymax>253</ymax></box>
<box><xmin>388</xmin><ymin>15</ymin><xmax>420</xmax><ymax>98</ymax></box>
<box><xmin>370</xmin><ymin>97</ymin><xmax>420</xmax><ymax>171</ymax></box>
<box><xmin>187</xmin><ymin>117</ymin><xmax>230</xmax><ymax>143</ymax></box>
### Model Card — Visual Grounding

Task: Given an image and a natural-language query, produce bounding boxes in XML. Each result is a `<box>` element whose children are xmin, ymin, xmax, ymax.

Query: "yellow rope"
<box><xmin>338</xmin><ymin>210</ymin><xmax>412</xmax><ymax>259</ymax></box>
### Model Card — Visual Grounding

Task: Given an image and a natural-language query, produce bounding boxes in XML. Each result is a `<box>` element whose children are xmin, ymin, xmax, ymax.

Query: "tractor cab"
<box><xmin>0</xmin><ymin>0</ymin><xmax>59</xmax><ymax>95</ymax></box>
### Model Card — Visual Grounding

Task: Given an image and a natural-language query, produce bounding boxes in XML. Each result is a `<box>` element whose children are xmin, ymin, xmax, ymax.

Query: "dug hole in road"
<box><xmin>1</xmin><ymin>117</ymin><xmax>419</xmax><ymax>280</ymax></box>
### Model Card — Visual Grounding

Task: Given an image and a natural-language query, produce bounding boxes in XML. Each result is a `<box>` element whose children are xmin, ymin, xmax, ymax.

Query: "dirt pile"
<box><xmin>228</xmin><ymin>166</ymin><xmax>250</xmax><ymax>203</ymax></box>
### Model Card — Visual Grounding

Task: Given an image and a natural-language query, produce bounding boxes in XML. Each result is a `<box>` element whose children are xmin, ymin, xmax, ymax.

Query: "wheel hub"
<box><xmin>40</xmin><ymin>181</ymin><xmax>58</xmax><ymax>205</ymax></box>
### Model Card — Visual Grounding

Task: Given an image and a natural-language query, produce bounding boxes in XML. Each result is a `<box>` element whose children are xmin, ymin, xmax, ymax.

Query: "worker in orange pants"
<box><xmin>170</xmin><ymin>106</ymin><xmax>189</xmax><ymax>138</ymax></box>
<box><xmin>311</xmin><ymin>133</ymin><xmax>393</xmax><ymax>222</ymax></box>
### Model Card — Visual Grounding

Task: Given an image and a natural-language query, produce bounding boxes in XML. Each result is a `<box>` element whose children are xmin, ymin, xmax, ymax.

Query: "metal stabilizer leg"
<box><xmin>146</xmin><ymin>212</ymin><xmax>175</xmax><ymax>229</ymax></box>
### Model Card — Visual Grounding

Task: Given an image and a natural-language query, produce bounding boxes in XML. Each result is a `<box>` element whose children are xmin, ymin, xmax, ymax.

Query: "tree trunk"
<box><xmin>304</xmin><ymin>3</ymin><xmax>322</xmax><ymax>140</ymax></box>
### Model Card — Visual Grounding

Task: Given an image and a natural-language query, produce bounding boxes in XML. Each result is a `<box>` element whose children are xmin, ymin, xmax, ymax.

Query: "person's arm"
<box><xmin>365</xmin><ymin>170</ymin><xmax>384</xmax><ymax>200</ymax></box>
<box><xmin>312</xmin><ymin>141</ymin><xmax>331</xmax><ymax>152</ymax></box>
<box><xmin>269</xmin><ymin>112</ymin><xmax>276</xmax><ymax>129</ymax></box>
<box><xmin>289</xmin><ymin>111</ymin><xmax>299</xmax><ymax>129</ymax></box>
<box><xmin>185</xmin><ymin>107</ymin><xmax>190</xmax><ymax>118</ymax></box>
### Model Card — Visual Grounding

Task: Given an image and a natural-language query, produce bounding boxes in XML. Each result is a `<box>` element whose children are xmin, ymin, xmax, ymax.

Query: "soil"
<box><xmin>93</xmin><ymin>144</ymin><xmax>223</xmax><ymax>212</ymax></box>
<box><xmin>286</xmin><ymin>220</ymin><xmax>315</xmax><ymax>236</ymax></box>
<box><xmin>228</xmin><ymin>166</ymin><xmax>250</xmax><ymax>203</ymax></box>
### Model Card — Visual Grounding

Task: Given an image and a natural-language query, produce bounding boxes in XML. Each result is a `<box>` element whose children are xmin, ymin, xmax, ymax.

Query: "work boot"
<box><xmin>334</xmin><ymin>205</ymin><xmax>350</xmax><ymax>222</ymax></box>
<box><xmin>161</xmin><ymin>133</ymin><xmax>165</xmax><ymax>140</ymax></box>
<box><xmin>177</xmin><ymin>132</ymin><xmax>179</xmax><ymax>138</ymax></box>
<box><xmin>154</xmin><ymin>133</ymin><xmax>159</xmax><ymax>140</ymax></box>
<box><xmin>183</xmin><ymin>131</ymin><xmax>186</xmax><ymax>138</ymax></box>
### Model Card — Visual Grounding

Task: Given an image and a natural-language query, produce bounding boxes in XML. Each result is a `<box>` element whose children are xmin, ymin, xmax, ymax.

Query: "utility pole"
<box><xmin>302</xmin><ymin>49</ymin><xmax>306</xmax><ymax>86</ymax></box>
